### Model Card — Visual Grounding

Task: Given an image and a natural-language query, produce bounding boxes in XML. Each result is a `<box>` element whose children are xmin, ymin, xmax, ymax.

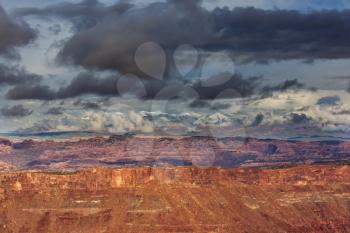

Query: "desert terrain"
<box><xmin>0</xmin><ymin>136</ymin><xmax>349</xmax><ymax>171</ymax></box>
<box><xmin>1</xmin><ymin>136</ymin><xmax>350</xmax><ymax>232</ymax></box>
<box><xmin>0</xmin><ymin>165</ymin><xmax>350</xmax><ymax>233</ymax></box>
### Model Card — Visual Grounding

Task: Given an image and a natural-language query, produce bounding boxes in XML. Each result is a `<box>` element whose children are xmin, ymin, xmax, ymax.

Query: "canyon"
<box><xmin>0</xmin><ymin>136</ymin><xmax>349</xmax><ymax>171</ymax></box>
<box><xmin>1</xmin><ymin>136</ymin><xmax>350</xmax><ymax>232</ymax></box>
<box><xmin>0</xmin><ymin>165</ymin><xmax>350</xmax><ymax>232</ymax></box>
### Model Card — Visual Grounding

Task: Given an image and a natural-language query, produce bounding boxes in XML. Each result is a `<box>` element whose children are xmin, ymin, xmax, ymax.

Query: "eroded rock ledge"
<box><xmin>0</xmin><ymin>165</ymin><xmax>349</xmax><ymax>233</ymax></box>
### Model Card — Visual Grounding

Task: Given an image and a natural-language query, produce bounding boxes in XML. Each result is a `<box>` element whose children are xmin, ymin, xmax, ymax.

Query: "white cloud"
<box><xmin>2</xmin><ymin>89</ymin><xmax>350</xmax><ymax>138</ymax></box>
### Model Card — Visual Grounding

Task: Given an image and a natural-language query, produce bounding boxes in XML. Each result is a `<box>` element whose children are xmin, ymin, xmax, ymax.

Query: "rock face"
<box><xmin>0</xmin><ymin>136</ymin><xmax>350</xmax><ymax>171</ymax></box>
<box><xmin>0</xmin><ymin>139</ymin><xmax>11</xmax><ymax>147</ymax></box>
<box><xmin>0</xmin><ymin>165</ymin><xmax>350</xmax><ymax>233</ymax></box>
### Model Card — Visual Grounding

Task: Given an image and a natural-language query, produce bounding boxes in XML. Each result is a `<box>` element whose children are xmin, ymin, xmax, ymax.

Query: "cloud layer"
<box><xmin>16</xmin><ymin>0</ymin><xmax>350</xmax><ymax>77</ymax></box>
<box><xmin>0</xmin><ymin>5</ymin><xmax>36</xmax><ymax>57</ymax></box>
<box><xmin>0</xmin><ymin>64</ymin><xmax>41</xmax><ymax>85</ymax></box>
<box><xmin>5</xmin><ymin>72</ymin><xmax>262</xmax><ymax>100</ymax></box>
<box><xmin>1</xmin><ymin>105</ymin><xmax>33</xmax><ymax>117</ymax></box>
<box><xmin>0</xmin><ymin>0</ymin><xmax>349</xmax><ymax>139</ymax></box>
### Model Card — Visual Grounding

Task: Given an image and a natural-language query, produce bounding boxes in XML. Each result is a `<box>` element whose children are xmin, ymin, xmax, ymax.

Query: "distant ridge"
<box><xmin>1</xmin><ymin>130</ymin><xmax>350</xmax><ymax>141</ymax></box>
<box><xmin>0</xmin><ymin>131</ymin><xmax>113</xmax><ymax>139</ymax></box>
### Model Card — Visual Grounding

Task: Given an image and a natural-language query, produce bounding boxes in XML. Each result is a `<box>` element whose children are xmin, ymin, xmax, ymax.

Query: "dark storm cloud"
<box><xmin>192</xmin><ymin>74</ymin><xmax>260</xmax><ymax>99</ymax></box>
<box><xmin>45</xmin><ymin>107</ymin><xmax>63</xmax><ymax>115</ymax></box>
<box><xmin>141</xmin><ymin>73</ymin><xmax>260</xmax><ymax>100</ymax></box>
<box><xmin>73</xmin><ymin>99</ymin><xmax>101</xmax><ymax>109</ymax></box>
<box><xmin>81</xmin><ymin>102</ymin><xmax>101</xmax><ymax>110</ymax></box>
<box><xmin>0</xmin><ymin>64</ymin><xmax>41</xmax><ymax>85</ymax></box>
<box><xmin>272</xmin><ymin>79</ymin><xmax>304</xmax><ymax>92</ymax></box>
<box><xmin>6</xmin><ymin>72</ymin><xmax>261</xmax><ymax>100</ymax></box>
<box><xmin>6</xmin><ymin>72</ymin><xmax>118</xmax><ymax>100</ymax></box>
<box><xmin>316</xmin><ymin>95</ymin><xmax>340</xmax><ymax>106</ymax></box>
<box><xmin>251</xmin><ymin>113</ymin><xmax>264</xmax><ymax>127</ymax></box>
<box><xmin>15</xmin><ymin>0</ymin><xmax>133</xmax><ymax>31</ymax></box>
<box><xmin>56</xmin><ymin>73</ymin><xmax>118</xmax><ymax>98</ymax></box>
<box><xmin>210</xmin><ymin>102</ymin><xmax>231</xmax><ymax>110</ymax></box>
<box><xmin>1</xmin><ymin>105</ymin><xmax>33</xmax><ymax>117</ymax></box>
<box><xmin>16</xmin><ymin>1</ymin><xmax>350</xmax><ymax>78</ymax></box>
<box><xmin>188</xmin><ymin>99</ymin><xmax>232</xmax><ymax>110</ymax></box>
<box><xmin>6</xmin><ymin>85</ymin><xmax>55</xmax><ymax>100</ymax></box>
<box><xmin>290</xmin><ymin>113</ymin><xmax>312</xmax><ymax>124</ymax></box>
<box><xmin>0</xmin><ymin>5</ymin><xmax>36</xmax><ymax>57</ymax></box>
<box><xmin>189</xmin><ymin>100</ymin><xmax>211</xmax><ymax>108</ymax></box>
<box><xmin>261</xmin><ymin>79</ymin><xmax>304</xmax><ymax>96</ymax></box>
<box><xmin>212</xmin><ymin>7</ymin><xmax>350</xmax><ymax>62</ymax></box>
<box><xmin>53</xmin><ymin>0</ymin><xmax>211</xmax><ymax>78</ymax></box>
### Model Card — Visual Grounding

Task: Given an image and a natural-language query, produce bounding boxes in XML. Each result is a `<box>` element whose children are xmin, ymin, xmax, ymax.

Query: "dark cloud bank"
<box><xmin>1</xmin><ymin>105</ymin><xmax>33</xmax><ymax>118</ymax></box>
<box><xmin>16</xmin><ymin>0</ymin><xmax>350</xmax><ymax>76</ymax></box>
<box><xmin>6</xmin><ymin>72</ymin><xmax>117</xmax><ymax>100</ymax></box>
<box><xmin>15</xmin><ymin>0</ymin><xmax>133</xmax><ymax>31</ymax></box>
<box><xmin>5</xmin><ymin>0</ymin><xmax>343</xmax><ymax>102</ymax></box>
<box><xmin>0</xmin><ymin>5</ymin><xmax>36</xmax><ymax>57</ymax></box>
<box><xmin>0</xmin><ymin>64</ymin><xmax>41</xmax><ymax>85</ymax></box>
<box><xmin>5</xmin><ymin>72</ymin><xmax>265</xmax><ymax>100</ymax></box>
<box><xmin>251</xmin><ymin>113</ymin><xmax>264</xmax><ymax>127</ymax></box>
<box><xmin>45</xmin><ymin>107</ymin><xmax>63</xmax><ymax>115</ymax></box>
<box><xmin>290</xmin><ymin>113</ymin><xmax>312</xmax><ymax>125</ymax></box>
<box><xmin>317</xmin><ymin>95</ymin><xmax>341</xmax><ymax>106</ymax></box>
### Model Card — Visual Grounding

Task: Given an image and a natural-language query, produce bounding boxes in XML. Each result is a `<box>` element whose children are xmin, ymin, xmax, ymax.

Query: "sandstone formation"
<box><xmin>0</xmin><ymin>165</ymin><xmax>350</xmax><ymax>233</ymax></box>
<box><xmin>0</xmin><ymin>136</ymin><xmax>349</xmax><ymax>171</ymax></box>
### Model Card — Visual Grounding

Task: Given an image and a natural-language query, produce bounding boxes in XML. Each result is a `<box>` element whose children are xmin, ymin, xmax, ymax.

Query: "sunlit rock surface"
<box><xmin>0</xmin><ymin>165</ymin><xmax>350</xmax><ymax>233</ymax></box>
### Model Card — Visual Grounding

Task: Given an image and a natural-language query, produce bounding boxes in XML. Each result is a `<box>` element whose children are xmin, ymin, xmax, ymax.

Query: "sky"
<box><xmin>0</xmin><ymin>0</ymin><xmax>350</xmax><ymax>139</ymax></box>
